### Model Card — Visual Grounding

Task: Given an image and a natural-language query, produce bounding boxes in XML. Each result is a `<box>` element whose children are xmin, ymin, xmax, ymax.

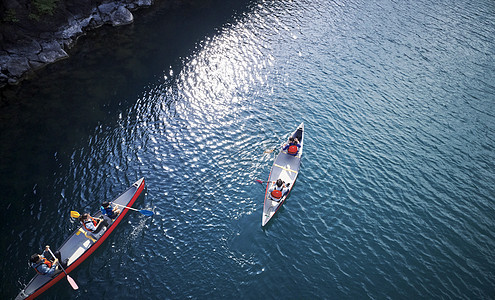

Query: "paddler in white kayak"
<box><xmin>267</xmin><ymin>179</ymin><xmax>290</xmax><ymax>202</ymax></box>
<box><xmin>282</xmin><ymin>136</ymin><xmax>301</xmax><ymax>156</ymax></box>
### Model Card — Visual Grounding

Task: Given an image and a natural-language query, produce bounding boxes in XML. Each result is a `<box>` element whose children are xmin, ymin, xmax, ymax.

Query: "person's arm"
<box><xmin>44</xmin><ymin>262</ymin><xmax>58</xmax><ymax>275</ymax></box>
<box><xmin>37</xmin><ymin>255</ymin><xmax>58</xmax><ymax>275</ymax></box>
<box><xmin>282</xmin><ymin>186</ymin><xmax>290</xmax><ymax>196</ymax></box>
<box><xmin>36</xmin><ymin>261</ymin><xmax>50</xmax><ymax>274</ymax></box>
<box><xmin>95</xmin><ymin>218</ymin><xmax>103</xmax><ymax>227</ymax></box>
<box><xmin>43</xmin><ymin>246</ymin><xmax>59</xmax><ymax>263</ymax></box>
<box><xmin>42</xmin><ymin>249</ymin><xmax>50</xmax><ymax>258</ymax></box>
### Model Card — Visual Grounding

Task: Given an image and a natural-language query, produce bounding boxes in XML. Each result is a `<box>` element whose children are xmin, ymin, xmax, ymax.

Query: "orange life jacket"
<box><xmin>270</xmin><ymin>189</ymin><xmax>282</xmax><ymax>199</ymax></box>
<box><xmin>82</xmin><ymin>217</ymin><xmax>98</xmax><ymax>232</ymax></box>
<box><xmin>288</xmin><ymin>145</ymin><xmax>298</xmax><ymax>155</ymax></box>
<box><xmin>33</xmin><ymin>257</ymin><xmax>52</xmax><ymax>275</ymax></box>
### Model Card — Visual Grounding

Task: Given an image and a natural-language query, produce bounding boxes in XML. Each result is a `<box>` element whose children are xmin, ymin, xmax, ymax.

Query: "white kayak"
<box><xmin>16</xmin><ymin>178</ymin><xmax>146</xmax><ymax>299</ymax></box>
<box><xmin>262</xmin><ymin>123</ymin><xmax>304</xmax><ymax>226</ymax></box>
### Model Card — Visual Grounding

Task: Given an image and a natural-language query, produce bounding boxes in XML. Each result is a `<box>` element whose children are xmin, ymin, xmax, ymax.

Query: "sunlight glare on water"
<box><xmin>130</xmin><ymin>0</ymin><xmax>495</xmax><ymax>298</ymax></box>
<box><xmin>2</xmin><ymin>0</ymin><xmax>494</xmax><ymax>298</ymax></box>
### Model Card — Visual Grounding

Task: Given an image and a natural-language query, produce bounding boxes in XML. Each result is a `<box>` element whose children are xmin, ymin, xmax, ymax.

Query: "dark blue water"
<box><xmin>1</xmin><ymin>0</ymin><xmax>494</xmax><ymax>298</ymax></box>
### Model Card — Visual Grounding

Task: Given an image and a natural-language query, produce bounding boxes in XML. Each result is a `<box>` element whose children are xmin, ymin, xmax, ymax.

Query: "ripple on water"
<box><xmin>3</xmin><ymin>0</ymin><xmax>495</xmax><ymax>299</ymax></box>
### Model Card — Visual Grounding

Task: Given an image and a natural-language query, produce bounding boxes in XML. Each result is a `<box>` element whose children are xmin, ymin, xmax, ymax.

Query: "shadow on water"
<box><xmin>0</xmin><ymin>0</ymin><xmax>253</xmax><ymax>298</ymax></box>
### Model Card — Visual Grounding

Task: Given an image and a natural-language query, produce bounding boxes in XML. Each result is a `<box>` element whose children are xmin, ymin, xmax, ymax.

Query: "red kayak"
<box><xmin>16</xmin><ymin>178</ymin><xmax>146</xmax><ymax>299</ymax></box>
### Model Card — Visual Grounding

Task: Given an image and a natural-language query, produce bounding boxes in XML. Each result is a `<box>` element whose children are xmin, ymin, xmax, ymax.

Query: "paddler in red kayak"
<box><xmin>79</xmin><ymin>213</ymin><xmax>106</xmax><ymax>236</ymax></box>
<box><xmin>100</xmin><ymin>201</ymin><xmax>121</xmax><ymax>223</ymax></box>
<box><xmin>30</xmin><ymin>245</ymin><xmax>64</xmax><ymax>277</ymax></box>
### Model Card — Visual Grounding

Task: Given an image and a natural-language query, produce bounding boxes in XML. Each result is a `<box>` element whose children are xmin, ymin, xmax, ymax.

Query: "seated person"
<box><xmin>267</xmin><ymin>179</ymin><xmax>290</xmax><ymax>202</ymax></box>
<box><xmin>79</xmin><ymin>213</ymin><xmax>106</xmax><ymax>235</ymax></box>
<box><xmin>100</xmin><ymin>201</ymin><xmax>121</xmax><ymax>221</ymax></box>
<box><xmin>30</xmin><ymin>246</ymin><xmax>61</xmax><ymax>277</ymax></box>
<box><xmin>282</xmin><ymin>137</ymin><xmax>301</xmax><ymax>156</ymax></box>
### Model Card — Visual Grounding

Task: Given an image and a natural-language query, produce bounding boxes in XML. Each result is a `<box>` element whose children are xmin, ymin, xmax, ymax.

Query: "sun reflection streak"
<box><xmin>175</xmin><ymin>20</ymin><xmax>274</xmax><ymax>120</ymax></box>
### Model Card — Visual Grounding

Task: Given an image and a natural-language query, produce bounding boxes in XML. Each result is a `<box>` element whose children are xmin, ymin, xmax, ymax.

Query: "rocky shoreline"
<box><xmin>0</xmin><ymin>0</ymin><xmax>158</xmax><ymax>89</ymax></box>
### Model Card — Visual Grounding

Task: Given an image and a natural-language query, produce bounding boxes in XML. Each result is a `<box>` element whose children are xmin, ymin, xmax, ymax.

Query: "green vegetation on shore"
<box><xmin>3</xmin><ymin>9</ymin><xmax>19</xmax><ymax>22</ymax></box>
<box><xmin>1</xmin><ymin>0</ymin><xmax>60</xmax><ymax>22</ymax></box>
<box><xmin>29</xmin><ymin>0</ymin><xmax>60</xmax><ymax>21</ymax></box>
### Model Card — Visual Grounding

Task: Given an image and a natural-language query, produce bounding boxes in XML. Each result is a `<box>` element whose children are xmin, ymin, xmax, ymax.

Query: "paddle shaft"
<box><xmin>255</xmin><ymin>180</ymin><xmax>276</xmax><ymax>185</ymax></box>
<box><xmin>112</xmin><ymin>203</ymin><xmax>139</xmax><ymax>212</ymax></box>
<box><xmin>111</xmin><ymin>203</ymin><xmax>154</xmax><ymax>216</ymax></box>
<box><xmin>47</xmin><ymin>247</ymin><xmax>78</xmax><ymax>290</ymax></box>
<box><xmin>46</xmin><ymin>248</ymin><xmax>64</xmax><ymax>274</ymax></box>
<box><xmin>264</xmin><ymin>133</ymin><xmax>291</xmax><ymax>153</ymax></box>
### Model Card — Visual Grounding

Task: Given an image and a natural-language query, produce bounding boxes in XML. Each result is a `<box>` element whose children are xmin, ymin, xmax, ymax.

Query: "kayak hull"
<box><xmin>262</xmin><ymin>123</ymin><xmax>304</xmax><ymax>226</ymax></box>
<box><xmin>16</xmin><ymin>178</ymin><xmax>146</xmax><ymax>300</ymax></box>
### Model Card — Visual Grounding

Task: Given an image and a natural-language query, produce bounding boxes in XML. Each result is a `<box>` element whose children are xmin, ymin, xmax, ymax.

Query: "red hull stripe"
<box><xmin>26</xmin><ymin>179</ymin><xmax>145</xmax><ymax>300</ymax></box>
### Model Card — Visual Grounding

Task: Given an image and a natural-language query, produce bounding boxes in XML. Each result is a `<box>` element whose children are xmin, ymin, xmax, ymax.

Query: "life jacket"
<box><xmin>102</xmin><ymin>206</ymin><xmax>116</xmax><ymax>218</ymax></box>
<box><xmin>82</xmin><ymin>217</ymin><xmax>98</xmax><ymax>232</ymax></box>
<box><xmin>288</xmin><ymin>145</ymin><xmax>298</xmax><ymax>155</ymax></box>
<box><xmin>33</xmin><ymin>257</ymin><xmax>52</xmax><ymax>275</ymax></box>
<box><xmin>270</xmin><ymin>189</ymin><xmax>282</xmax><ymax>200</ymax></box>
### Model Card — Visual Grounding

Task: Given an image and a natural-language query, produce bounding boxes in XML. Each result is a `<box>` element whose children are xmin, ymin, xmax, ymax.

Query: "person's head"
<box><xmin>276</xmin><ymin>179</ymin><xmax>283</xmax><ymax>187</ymax></box>
<box><xmin>102</xmin><ymin>202</ymin><xmax>110</xmax><ymax>208</ymax></box>
<box><xmin>30</xmin><ymin>254</ymin><xmax>41</xmax><ymax>263</ymax></box>
<box><xmin>288</xmin><ymin>137</ymin><xmax>294</xmax><ymax>143</ymax></box>
<box><xmin>82</xmin><ymin>213</ymin><xmax>90</xmax><ymax>220</ymax></box>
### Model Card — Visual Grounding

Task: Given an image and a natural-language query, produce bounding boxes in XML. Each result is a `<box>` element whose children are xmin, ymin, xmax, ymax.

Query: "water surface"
<box><xmin>1</xmin><ymin>0</ymin><xmax>494</xmax><ymax>298</ymax></box>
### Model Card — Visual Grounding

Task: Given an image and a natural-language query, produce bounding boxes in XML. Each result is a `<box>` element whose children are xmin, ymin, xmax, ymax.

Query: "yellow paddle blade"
<box><xmin>70</xmin><ymin>211</ymin><xmax>80</xmax><ymax>218</ymax></box>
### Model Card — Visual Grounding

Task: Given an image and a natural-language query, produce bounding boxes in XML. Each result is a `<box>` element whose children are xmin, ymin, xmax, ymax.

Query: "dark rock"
<box><xmin>28</xmin><ymin>60</ymin><xmax>45</xmax><ymax>70</ymax></box>
<box><xmin>60</xmin><ymin>18</ymin><xmax>85</xmax><ymax>40</ymax></box>
<box><xmin>3</xmin><ymin>39</ymin><xmax>41</xmax><ymax>56</ymax></box>
<box><xmin>4</xmin><ymin>56</ymin><xmax>30</xmax><ymax>77</ymax></box>
<box><xmin>0</xmin><ymin>0</ymin><xmax>156</xmax><ymax>89</ymax></box>
<box><xmin>88</xmin><ymin>13</ymin><xmax>104</xmax><ymax>29</ymax></box>
<box><xmin>38</xmin><ymin>40</ymin><xmax>69</xmax><ymax>63</ymax></box>
<box><xmin>111</xmin><ymin>6</ymin><xmax>133</xmax><ymax>26</ymax></box>
<box><xmin>8</xmin><ymin>77</ymin><xmax>19</xmax><ymax>85</ymax></box>
<box><xmin>127</xmin><ymin>0</ymin><xmax>153</xmax><ymax>10</ymax></box>
<box><xmin>97</xmin><ymin>3</ymin><xmax>134</xmax><ymax>26</ymax></box>
<box><xmin>98</xmin><ymin>3</ymin><xmax>117</xmax><ymax>23</ymax></box>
